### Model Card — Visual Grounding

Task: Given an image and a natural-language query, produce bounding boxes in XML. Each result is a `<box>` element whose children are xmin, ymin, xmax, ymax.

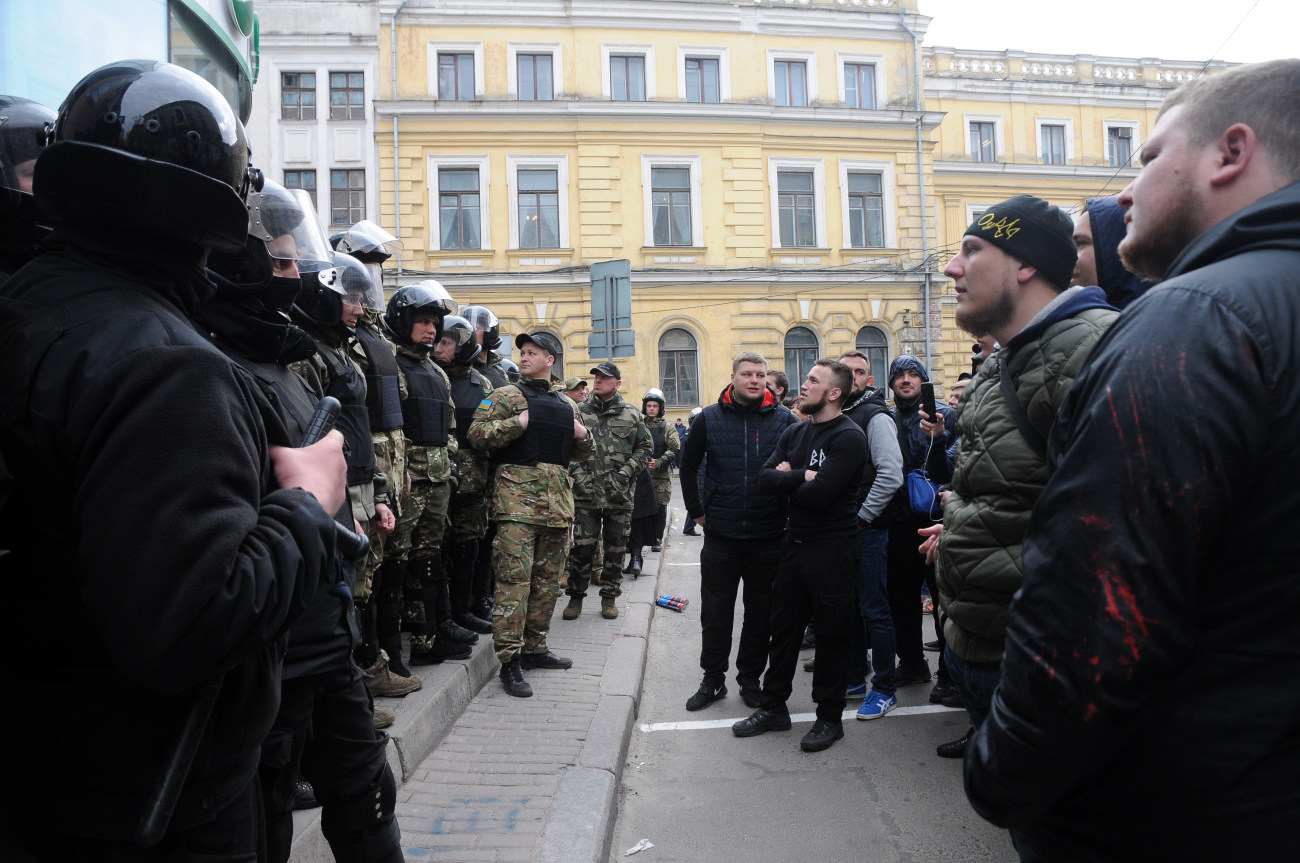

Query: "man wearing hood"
<box><xmin>678</xmin><ymin>352</ymin><xmax>797</xmax><ymax>711</ymax></box>
<box><xmin>1070</xmin><ymin>195</ymin><xmax>1153</xmax><ymax>308</ymax></box>
<box><xmin>916</xmin><ymin>195</ymin><xmax>1116</xmax><ymax>761</ymax></box>
<box><xmin>883</xmin><ymin>354</ymin><xmax>956</xmax><ymax>694</ymax></box>
<box><xmin>966</xmin><ymin>59</ymin><xmax>1300</xmax><ymax>859</ymax></box>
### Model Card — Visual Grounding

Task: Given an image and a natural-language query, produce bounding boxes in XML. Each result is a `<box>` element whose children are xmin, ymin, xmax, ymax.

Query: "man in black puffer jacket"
<box><xmin>967</xmin><ymin>59</ymin><xmax>1300</xmax><ymax>861</ymax></box>
<box><xmin>679</xmin><ymin>351</ymin><xmax>796</xmax><ymax>712</ymax></box>
<box><xmin>0</xmin><ymin>62</ymin><xmax>341</xmax><ymax>859</ymax></box>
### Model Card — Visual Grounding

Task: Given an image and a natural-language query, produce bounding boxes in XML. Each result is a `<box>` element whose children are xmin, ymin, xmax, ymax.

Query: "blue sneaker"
<box><xmin>845</xmin><ymin>681</ymin><xmax>870</xmax><ymax>699</ymax></box>
<box><xmin>856</xmin><ymin>690</ymin><xmax>897</xmax><ymax>721</ymax></box>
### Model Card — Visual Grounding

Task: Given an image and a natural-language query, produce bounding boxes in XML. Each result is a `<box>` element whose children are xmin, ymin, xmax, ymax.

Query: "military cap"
<box><xmin>590</xmin><ymin>361</ymin><xmax>621</xmax><ymax>379</ymax></box>
<box><xmin>516</xmin><ymin>330</ymin><xmax>561</xmax><ymax>358</ymax></box>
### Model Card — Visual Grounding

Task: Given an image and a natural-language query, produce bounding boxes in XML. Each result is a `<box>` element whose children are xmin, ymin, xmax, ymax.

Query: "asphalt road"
<box><xmin>608</xmin><ymin>501</ymin><xmax>1018</xmax><ymax>863</ymax></box>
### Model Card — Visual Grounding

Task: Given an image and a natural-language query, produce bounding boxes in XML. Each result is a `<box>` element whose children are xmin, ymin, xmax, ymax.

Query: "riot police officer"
<box><xmin>0</xmin><ymin>94</ymin><xmax>55</xmax><ymax>283</ymax></box>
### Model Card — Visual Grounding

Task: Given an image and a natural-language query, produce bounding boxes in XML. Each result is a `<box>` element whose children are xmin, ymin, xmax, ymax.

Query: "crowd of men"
<box><xmin>1</xmin><ymin>54</ymin><xmax>1297</xmax><ymax>862</ymax></box>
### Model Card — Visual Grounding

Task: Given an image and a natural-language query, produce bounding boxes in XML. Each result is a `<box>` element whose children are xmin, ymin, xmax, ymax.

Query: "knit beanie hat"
<box><xmin>964</xmin><ymin>195</ymin><xmax>1077</xmax><ymax>290</ymax></box>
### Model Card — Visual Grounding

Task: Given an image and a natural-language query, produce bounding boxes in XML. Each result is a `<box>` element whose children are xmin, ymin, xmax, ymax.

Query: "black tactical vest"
<box><xmin>355</xmin><ymin>324</ymin><xmax>404</xmax><ymax>432</ymax></box>
<box><xmin>396</xmin><ymin>352</ymin><xmax>452</xmax><ymax>446</ymax></box>
<box><xmin>449</xmin><ymin>367</ymin><xmax>489</xmax><ymax>449</ymax></box>
<box><xmin>494</xmin><ymin>383</ymin><xmax>574</xmax><ymax>467</ymax></box>
<box><xmin>478</xmin><ymin>358</ymin><xmax>509</xmax><ymax>389</ymax></box>
<box><xmin>648</xmin><ymin>420</ymin><xmax>668</xmax><ymax>459</ymax></box>
<box><xmin>315</xmin><ymin>342</ymin><xmax>378</xmax><ymax>486</ymax></box>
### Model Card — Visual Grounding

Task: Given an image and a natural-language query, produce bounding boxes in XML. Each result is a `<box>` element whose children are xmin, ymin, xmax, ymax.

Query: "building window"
<box><xmin>281</xmin><ymin>72</ymin><xmax>315</xmax><ymax>120</ymax></box>
<box><xmin>1041</xmin><ymin>124</ymin><xmax>1067</xmax><ymax>165</ymax></box>
<box><xmin>778</xmin><ymin>171</ymin><xmax>817</xmax><ymax>248</ymax></box>
<box><xmin>659</xmin><ymin>328</ymin><xmax>699</xmax><ymax>407</ymax></box>
<box><xmin>651</xmin><ymin>167</ymin><xmax>692</xmax><ymax>247</ymax></box>
<box><xmin>610</xmin><ymin>54</ymin><xmax>646</xmax><ymax>101</ymax></box>
<box><xmin>844</xmin><ymin>62</ymin><xmax>876</xmax><ymax>109</ymax></box>
<box><xmin>330</xmin><ymin>169</ymin><xmax>364</xmax><ymax>226</ymax></box>
<box><xmin>438</xmin><ymin>53</ymin><xmax>474</xmax><ymax>101</ymax></box>
<box><xmin>774</xmin><ymin>60</ymin><xmax>807</xmax><ymax>107</ymax></box>
<box><xmin>685</xmin><ymin>57</ymin><xmax>720</xmax><ymax>103</ymax></box>
<box><xmin>846</xmin><ymin>172</ymin><xmax>884</xmax><ymax>248</ymax></box>
<box><xmin>517</xmin><ymin>53</ymin><xmax>553</xmax><ymax>101</ymax></box>
<box><xmin>516</xmin><ymin>169</ymin><xmax>559</xmax><ymax>249</ymax></box>
<box><xmin>538</xmin><ymin>329</ymin><xmax>564</xmax><ymax>377</ymax></box>
<box><xmin>439</xmin><ymin>168</ymin><xmax>481</xmax><ymax>250</ymax></box>
<box><xmin>285</xmin><ymin>169</ymin><xmax>317</xmax><ymax>206</ymax></box>
<box><xmin>329</xmin><ymin>72</ymin><xmax>364</xmax><ymax>120</ymax></box>
<box><xmin>970</xmin><ymin>121</ymin><xmax>997</xmax><ymax>162</ymax></box>
<box><xmin>855</xmin><ymin>326</ymin><xmax>888</xmax><ymax>382</ymax></box>
<box><xmin>784</xmin><ymin>327</ymin><xmax>819</xmax><ymax>386</ymax></box>
<box><xmin>1108</xmin><ymin>125</ymin><xmax>1134</xmax><ymax>167</ymax></box>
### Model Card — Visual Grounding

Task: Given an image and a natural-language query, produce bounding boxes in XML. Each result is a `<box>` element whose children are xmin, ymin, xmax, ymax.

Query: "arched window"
<box><xmin>658</xmin><ymin>327</ymin><xmax>699</xmax><ymax>406</ymax></box>
<box><xmin>783</xmin><ymin>326</ymin><xmax>820</xmax><ymax>387</ymax></box>
<box><xmin>536</xmin><ymin>329</ymin><xmax>563</xmax><ymax>378</ymax></box>
<box><xmin>855</xmin><ymin>325</ymin><xmax>888</xmax><ymax>383</ymax></box>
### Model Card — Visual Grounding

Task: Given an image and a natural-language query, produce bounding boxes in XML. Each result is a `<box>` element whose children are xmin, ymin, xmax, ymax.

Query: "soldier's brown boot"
<box><xmin>364</xmin><ymin>652</ymin><xmax>423</xmax><ymax>698</ymax></box>
<box><xmin>373</xmin><ymin>704</ymin><xmax>396</xmax><ymax>729</ymax></box>
<box><xmin>562</xmin><ymin>596</ymin><xmax>583</xmax><ymax>620</ymax></box>
<box><xmin>601</xmin><ymin>596</ymin><xmax>619</xmax><ymax>619</ymax></box>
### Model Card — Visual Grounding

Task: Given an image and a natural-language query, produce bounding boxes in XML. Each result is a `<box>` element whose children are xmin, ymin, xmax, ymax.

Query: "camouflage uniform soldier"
<box><xmin>462</xmin><ymin>305</ymin><xmax>510</xmax><ymax>616</ymax></box>
<box><xmin>383</xmin><ymin>282</ymin><xmax>479</xmax><ymax>668</ymax></box>
<box><xmin>468</xmin><ymin>331</ymin><xmax>593</xmax><ymax>698</ymax></box>
<box><xmin>291</xmin><ymin>251</ymin><xmax>420</xmax><ymax>711</ymax></box>
<box><xmin>626</xmin><ymin>387</ymin><xmax>680</xmax><ymax>575</ymax></box>
<box><xmin>436</xmin><ymin>315</ymin><xmax>497</xmax><ymax>630</ymax></box>
<box><xmin>563</xmin><ymin>362</ymin><xmax>653</xmax><ymax>621</ymax></box>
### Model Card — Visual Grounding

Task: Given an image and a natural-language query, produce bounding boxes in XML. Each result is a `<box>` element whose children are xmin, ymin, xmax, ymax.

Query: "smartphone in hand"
<box><xmin>920</xmin><ymin>382</ymin><xmax>937</xmax><ymax>419</ymax></box>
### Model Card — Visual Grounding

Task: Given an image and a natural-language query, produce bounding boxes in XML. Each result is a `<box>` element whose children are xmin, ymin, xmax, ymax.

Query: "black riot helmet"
<box><xmin>33</xmin><ymin>60</ymin><xmax>257</xmax><ymax>253</ymax></box>
<box><xmin>292</xmin><ymin>251</ymin><xmax>367</xmax><ymax>334</ymax></box>
<box><xmin>0</xmin><ymin>95</ymin><xmax>56</xmax><ymax>197</ymax></box>
<box><xmin>499</xmin><ymin>358</ymin><xmax>520</xmax><ymax>384</ymax></box>
<box><xmin>385</xmin><ymin>281</ymin><xmax>453</xmax><ymax>351</ymax></box>
<box><xmin>642</xmin><ymin>387</ymin><xmax>666</xmax><ymax>415</ymax></box>
<box><xmin>460</xmin><ymin>305</ymin><xmax>501</xmax><ymax>352</ymax></box>
<box><xmin>439</xmin><ymin>314</ymin><xmax>481</xmax><ymax>366</ymax></box>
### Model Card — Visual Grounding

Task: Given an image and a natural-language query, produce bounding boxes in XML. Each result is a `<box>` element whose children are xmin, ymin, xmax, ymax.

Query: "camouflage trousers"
<box><xmin>447</xmin><ymin>490</ymin><xmax>489</xmax><ymax>544</ymax></box>
<box><xmin>566</xmin><ymin>507</ymin><xmax>631</xmax><ymax>599</ymax></box>
<box><xmin>491</xmin><ymin>520</ymin><xmax>570</xmax><ymax>664</ymax></box>
<box><xmin>388</xmin><ymin>479</ymin><xmax>449</xmax><ymax>646</ymax></box>
<box><xmin>355</xmin><ymin>513</ymin><xmax>390</xmax><ymax>606</ymax></box>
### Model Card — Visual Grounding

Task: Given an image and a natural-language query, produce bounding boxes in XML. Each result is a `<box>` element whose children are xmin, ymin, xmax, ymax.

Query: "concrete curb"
<box><xmin>535</xmin><ymin>767</ymin><xmax>618</xmax><ymax>863</ymax></box>
<box><xmin>288</xmin><ymin>637</ymin><xmax>499</xmax><ymax>862</ymax></box>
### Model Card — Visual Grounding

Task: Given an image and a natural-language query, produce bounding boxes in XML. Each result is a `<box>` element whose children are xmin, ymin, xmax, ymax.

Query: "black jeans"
<box><xmin>760</xmin><ymin>534</ymin><xmax>859</xmax><ymax>722</ymax></box>
<box><xmin>698</xmin><ymin>533</ymin><xmax>782</xmax><ymax>688</ymax></box>
<box><xmin>888</xmin><ymin>517</ymin><xmax>936</xmax><ymax>667</ymax></box>
<box><xmin>260</xmin><ymin>662</ymin><xmax>397</xmax><ymax>863</ymax></box>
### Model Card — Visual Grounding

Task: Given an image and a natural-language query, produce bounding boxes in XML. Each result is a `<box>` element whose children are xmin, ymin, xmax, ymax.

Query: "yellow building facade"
<box><xmin>366</xmin><ymin>0</ymin><xmax>1220</xmax><ymax>413</ymax></box>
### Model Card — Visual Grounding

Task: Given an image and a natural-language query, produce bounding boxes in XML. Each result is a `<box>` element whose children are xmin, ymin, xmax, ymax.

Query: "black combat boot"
<box><xmin>449</xmin><ymin>542</ymin><xmax>492</xmax><ymax>634</ymax></box>
<box><xmin>499</xmin><ymin>654</ymin><xmax>532</xmax><ymax>698</ymax></box>
<box><xmin>375</xmin><ymin>559</ymin><xmax>414</xmax><ymax>677</ymax></box>
<box><xmin>431</xmin><ymin>558</ymin><xmax>479</xmax><ymax>645</ymax></box>
<box><xmin>628</xmin><ymin>551</ymin><xmax>643</xmax><ymax>579</ymax></box>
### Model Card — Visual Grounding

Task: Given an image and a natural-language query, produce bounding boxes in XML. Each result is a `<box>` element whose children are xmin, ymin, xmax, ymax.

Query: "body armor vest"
<box><xmin>495</xmin><ymin>384</ymin><xmax>574</xmax><ymax>467</ymax></box>
<box><xmin>355</xmin><ymin>325</ymin><xmax>404</xmax><ymax>432</ymax></box>
<box><xmin>648</xmin><ymin>420</ymin><xmax>668</xmax><ymax>459</ymax></box>
<box><xmin>396</xmin><ymin>352</ymin><xmax>452</xmax><ymax>446</ymax></box>
<box><xmin>449</xmin><ymin>368</ymin><xmax>488</xmax><ymax>449</ymax></box>
<box><xmin>316</xmin><ymin>342</ymin><xmax>378</xmax><ymax>486</ymax></box>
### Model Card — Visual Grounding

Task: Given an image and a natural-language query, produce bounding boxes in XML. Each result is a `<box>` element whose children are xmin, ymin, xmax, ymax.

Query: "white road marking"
<box><xmin>638</xmin><ymin>704</ymin><xmax>963</xmax><ymax>732</ymax></box>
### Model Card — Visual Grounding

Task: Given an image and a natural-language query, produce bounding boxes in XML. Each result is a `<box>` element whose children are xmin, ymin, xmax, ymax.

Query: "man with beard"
<box><xmin>1069</xmin><ymin>195</ymin><xmax>1152</xmax><ymax>309</ymax></box>
<box><xmin>733</xmin><ymin>360</ymin><xmax>866</xmax><ymax>752</ymax></box>
<box><xmin>836</xmin><ymin>350</ymin><xmax>904</xmax><ymax>719</ymax></box>
<box><xmin>915</xmin><ymin>194</ymin><xmax>1115</xmax><ymax>760</ymax></box>
<box><xmin>966</xmin><ymin>59</ymin><xmax>1300</xmax><ymax>859</ymax></box>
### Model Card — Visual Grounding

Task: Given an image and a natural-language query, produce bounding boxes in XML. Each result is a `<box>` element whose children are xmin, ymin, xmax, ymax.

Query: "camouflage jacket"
<box><xmin>645</xmin><ymin>415</ymin><xmax>681</xmax><ymax>507</ymax></box>
<box><xmin>467</xmin><ymin>375</ymin><xmax>594</xmax><ymax>528</ymax></box>
<box><xmin>571</xmin><ymin>392</ymin><xmax>653</xmax><ymax>512</ymax></box>
<box><xmin>349</xmin><ymin>313</ymin><xmax>407</xmax><ymax>508</ymax></box>
<box><xmin>390</xmin><ymin>339</ymin><xmax>456</xmax><ymax>485</ymax></box>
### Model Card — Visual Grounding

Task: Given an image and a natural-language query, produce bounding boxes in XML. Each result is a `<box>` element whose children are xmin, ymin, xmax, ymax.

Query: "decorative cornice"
<box><xmin>932</xmin><ymin>160</ymin><xmax>1139</xmax><ymax>180</ymax></box>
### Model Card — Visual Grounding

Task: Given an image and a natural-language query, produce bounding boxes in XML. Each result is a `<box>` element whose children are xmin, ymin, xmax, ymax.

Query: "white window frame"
<box><xmin>767</xmin><ymin>48</ymin><xmax>817</xmax><ymax>106</ymax></box>
<box><xmin>506</xmin><ymin>154</ymin><xmax>569</xmax><ymax>250</ymax></box>
<box><xmin>965</xmin><ymin>203</ymin><xmax>993</xmax><ymax>227</ymax></box>
<box><xmin>507</xmin><ymin>42</ymin><xmax>564</xmax><ymax>99</ymax></box>
<box><xmin>836</xmin><ymin>52</ymin><xmax>887</xmax><ymax>110</ymax></box>
<box><xmin>1034</xmin><ymin>117</ymin><xmax>1075</xmax><ymax>164</ymax></box>
<box><xmin>641</xmin><ymin>154</ymin><xmax>704</xmax><ymax>248</ymax></box>
<box><xmin>1103</xmin><ymin>120</ymin><xmax>1141</xmax><ymax>167</ymax></box>
<box><xmin>768</xmin><ymin>157</ymin><xmax>827</xmax><ymax>249</ymax></box>
<box><xmin>427</xmin><ymin>41</ymin><xmax>485</xmax><ymax>99</ymax></box>
<box><xmin>837</xmin><ymin>159</ymin><xmax>897</xmax><ymax>249</ymax></box>
<box><xmin>601</xmin><ymin>43</ymin><xmax>656</xmax><ymax>100</ymax></box>
<box><xmin>963</xmin><ymin>113</ymin><xmax>1005</xmax><ymax>162</ymax></box>
<box><xmin>676</xmin><ymin>46</ymin><xmax>731</xmax><ymax>102</ymax></box>
<box><xmin>427</xmin><ymin>154</ymin><xmax>491</xmax><ymax>252</ymax></box>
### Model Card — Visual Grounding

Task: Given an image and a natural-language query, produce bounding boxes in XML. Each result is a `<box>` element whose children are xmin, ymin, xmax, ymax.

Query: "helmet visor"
<box><xmin>337</xmin><ymin>219</ymin><xmax>402</xmax><ymax>257</ymax></box>
<box><xmin>361</xmin><ymin>262</ymin><xmax>387</xmax><ymax>310</ymax></box>
<box><xmin>248</xmin><ymin>185</ymin><xmax>333</xmax><ymax>271</ymax></box>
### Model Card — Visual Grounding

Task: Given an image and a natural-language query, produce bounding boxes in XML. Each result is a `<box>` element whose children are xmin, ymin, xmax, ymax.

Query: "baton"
<box><xmin>299</xmin><ymin>396</ymin><xmax>370</xmax><ymax>564</ymax></box>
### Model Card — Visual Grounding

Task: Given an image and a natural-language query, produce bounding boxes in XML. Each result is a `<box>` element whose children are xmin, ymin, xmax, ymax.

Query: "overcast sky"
<box><xmin>918</xmin><ymin>0</ymin><xmax>1298</xmax><ymax>65</ymax></box>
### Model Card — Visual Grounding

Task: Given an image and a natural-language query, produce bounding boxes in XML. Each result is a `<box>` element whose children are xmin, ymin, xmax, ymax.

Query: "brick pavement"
<box><xmin>396</xmin><ymin>551</ymin><xmax>660</xmax><ymax>862</ymax></box>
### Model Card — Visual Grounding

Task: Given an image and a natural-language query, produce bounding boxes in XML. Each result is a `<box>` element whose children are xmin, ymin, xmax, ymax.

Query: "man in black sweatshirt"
<box><xmin>733</xmin><ymin>359</ymin><xmax>867</xmax><ymax>752</ymax></box>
